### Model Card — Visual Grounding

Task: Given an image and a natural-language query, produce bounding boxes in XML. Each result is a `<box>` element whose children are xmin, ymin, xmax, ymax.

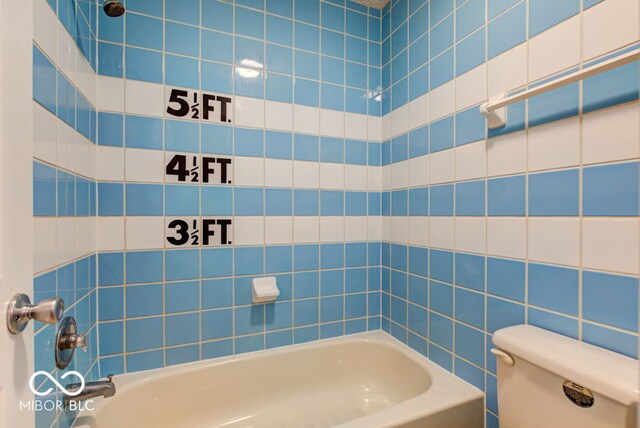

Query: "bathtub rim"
<box><xmin>78</xmin><ymin>331</ymin><xmax>484</xmax><ymax>427</ymax></box>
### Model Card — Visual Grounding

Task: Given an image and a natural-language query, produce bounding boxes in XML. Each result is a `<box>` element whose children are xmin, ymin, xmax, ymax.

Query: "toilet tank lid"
<box><xmin>493</xmin><ymin>325</ymin><xmax>639</xmax><ymax>406</ymax></box>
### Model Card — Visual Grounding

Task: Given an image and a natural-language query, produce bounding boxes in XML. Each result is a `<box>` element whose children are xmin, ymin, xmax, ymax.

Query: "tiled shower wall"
<box><xmin>30</xmin><ymin>0</ymin><xmax>639</xmax><ymax>427</ymax></box>
<box><xmin>93</xmin><ymin>0</ymin><xmax>385</xmax><ymax>376</ymax></box>
<box><xmin>375</xmin><ymin>0</ymin><xmax>639</xmax><ymax>426</ymax></box>
<box><xmin>32</xmin><ymin>0</ymin><xmax>100</xmax><ymax>427</ymax></box>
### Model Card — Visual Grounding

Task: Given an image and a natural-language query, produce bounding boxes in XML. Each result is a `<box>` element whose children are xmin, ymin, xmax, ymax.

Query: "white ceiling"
<box><xmin>350</xmin><ymin>0</ymin><xmax>390</xmax><ymax>10</ymax></box>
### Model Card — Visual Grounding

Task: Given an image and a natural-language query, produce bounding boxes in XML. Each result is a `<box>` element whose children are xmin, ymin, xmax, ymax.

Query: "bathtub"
<box><xmin>74</xmin><ymin>331</ymin><xmax>484</xmax><ymax>428</ymax></box>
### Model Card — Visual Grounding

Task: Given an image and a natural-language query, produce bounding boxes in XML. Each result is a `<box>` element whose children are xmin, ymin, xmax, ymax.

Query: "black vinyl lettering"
<box><xmin>217</xmin><ymin>96</ymin><xmax>232</xmax><ymax>123</ymax></box>
<box><xmin>167</xmin><ymin>219</ymin><xmax>189</xmax><ymax>245</ymax></box>
<box><xmin>202</xmin><ymin>157</ymin><xmax>216</xmax><ymax>183</ymax></box>
<box><xmin>165</xmin><ymin>154</ymin><xmax>189</xmax><ymax>182</ymax></box>
<box><xmin>202</xmin><ymin>219</ymin><xmax>217</xmax><ymax>246</ymax></box>
<box><xmin>191</xmin><ymin>92</ymin><xmax>199</xmax><ymax>119</ymax></box>
<box><xmin>218</xmin><ymin>219</ymin><xmax>232</xmax><ymax>244</ymax></box>
<box><xmin>217</xmin><ymin>158</ymin><xmax>232</xmax><ymax>183</ymax></box>
<box><xmin>202</xmin><ymin>93</ymin><xmax>216</xmax><ymax>121</ymax></box>
<box><xmin>166</xmin><ymin>89</ymin><xmax>190</xmax><ymax>117</ymax></box>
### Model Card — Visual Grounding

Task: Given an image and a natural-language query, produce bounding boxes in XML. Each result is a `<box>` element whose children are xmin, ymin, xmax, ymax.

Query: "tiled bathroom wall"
<box><xmin>32</xmin><ymin>0</ymin><xmax>100</xmax><ymax>427</ymax></box>
<box><xmin>30</xmin><ymin>0</ymin><xmax>638</xmax><ymax>427</ymax></box>
<box><xmin>375</xmin><ymin>0</ymin><xmax>639</xmax><ymax>425</ymax></box>
<box><xmin>93</xmin><ymin>0</ymin><xmax>385</xmax><ymax>376</ymax></box>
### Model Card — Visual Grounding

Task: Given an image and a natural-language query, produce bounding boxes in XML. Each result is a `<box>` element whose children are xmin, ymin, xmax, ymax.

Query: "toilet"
<box><xmin>492</xmin><ymin>325</ymin><xmax>639</xmax><ymax>428</ymax></box>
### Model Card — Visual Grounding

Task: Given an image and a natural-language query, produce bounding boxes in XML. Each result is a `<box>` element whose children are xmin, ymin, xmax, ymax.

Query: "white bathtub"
<box><xmin>74</xmin><ymin>332</ymin><xmax>484</xmax><ymax>428</ymax></box>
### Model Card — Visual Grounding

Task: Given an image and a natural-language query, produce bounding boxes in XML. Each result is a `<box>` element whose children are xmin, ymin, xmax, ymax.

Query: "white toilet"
<box><xmin>492</xmin><ymin>325</ymin><xmax>639</xmax><ymax>428</ymax></box>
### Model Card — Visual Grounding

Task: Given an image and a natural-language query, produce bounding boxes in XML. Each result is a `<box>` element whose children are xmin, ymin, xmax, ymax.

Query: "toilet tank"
<box><xmin>492</xmin><ymin>325</ymin><xmax>639</xmax><ymax>428</ymax></box>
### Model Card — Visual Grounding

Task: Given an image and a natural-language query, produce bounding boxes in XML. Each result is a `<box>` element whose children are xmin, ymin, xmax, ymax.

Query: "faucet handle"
<box><xmin>74</xmin><ymin>332</ymin><xmax>88</xmax><ymax>351</ymax></box>
<box><xmin>106</xmin><ymin>374</ymin><xmax>114</xmax><ymax>383</ymax></box>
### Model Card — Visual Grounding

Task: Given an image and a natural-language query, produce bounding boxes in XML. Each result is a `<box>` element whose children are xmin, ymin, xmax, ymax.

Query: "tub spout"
<box><xmin>63</xmin><ymin>374</ymin><xmax>116</xmax><ymax>407</ymax></box>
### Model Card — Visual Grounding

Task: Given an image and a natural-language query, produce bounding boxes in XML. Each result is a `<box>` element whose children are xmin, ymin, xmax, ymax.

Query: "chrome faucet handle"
<box><xmin>56</xmin><ymin>317</ymin><xmax>88</xmax><ymax>369</ymax></box>
<box><xmin>63</xmin><ymin>332</ymin><xmax>87</xmax><ymax>351</ymax></box>
<box><xmin>6</xmin><ymin>294</ymin><xmax>64</xmax><ymax>334</ymax></box>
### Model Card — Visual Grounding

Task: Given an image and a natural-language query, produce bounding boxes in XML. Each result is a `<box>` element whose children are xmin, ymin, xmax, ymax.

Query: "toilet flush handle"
<box><xmin>491</xmin><ymin>348</ymin><xmax>515</xmax><ymax>366</ymax></box>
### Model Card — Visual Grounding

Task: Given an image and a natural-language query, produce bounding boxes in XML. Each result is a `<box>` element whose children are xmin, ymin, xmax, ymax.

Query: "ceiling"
<box><xmin>350</xmin><ymin>0</ymin><xmax>390</xmax><ymax>10</ymax></box>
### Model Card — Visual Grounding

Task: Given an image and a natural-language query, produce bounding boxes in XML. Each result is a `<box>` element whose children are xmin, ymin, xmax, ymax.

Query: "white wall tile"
<box><xmin>408</xmin><ymin>155</ymin><xmax>430</xmax><ymax>187</ymax></box>
<box><xmin>293</xmin><ymin>217</ymin><xmax>319</xmax><ymax>243</ymax></box>
<box><xmin>33</xmin><ymin>103</ymin><xmax>58</xmax><ymax>164</ymax></box>
<box><xmin>320</xmin><ymin>217</ymin><xmax>344</xmax><ymax>242</ymax></box>
<box><xmin>264</xmin><ymin>100</ymin><xmax>293</xmax><ymax>131</ymax></box>
<box><xmin>56</xmin><ymin>121</ymin><xmax>76</xmax><ymax>172</ymax></box>
<box><xmin>233</xmin><ymin>156</ymin><xmax>264</xmax><ymax>186</ymax></box>
<box><xmin>381</xmin><ymin>165</ymin><xmax>392</xmax><ymax>190</ymax></box>
<box><xmin>265</xmin><ymin>217</ymin><xmax>293</xmax><ymax>244</ymax></box>
<box><xmin>391</xmin><ymin>160</ymin><xmax>409</xmax><ymax>189</ymax></box>
<box><xmin>455</xmin><ymin>141</ymin><xmax>485</xmax><ymax>181</ymax></box>
<box><xmin>33</xmin><ymin>218</ymin><xmax>56</xmax><ymax>273</ymax></box>
<box><xmin>345</xmin><ymin>217</ymin><xmax>368</xmax><ymax>241</ymax></box>
<box><xmin>97</xmin><ymin>217</ymin><xmax>124</xmax><ymax>251</ymax></box>
<box><xmin>56</xmin><ymin>21</ymin><xmax>77</xmax><ymax>83</ymax></box>
<box><xmin>233</xmin><ymin>217</ymin><xmax>264</xmax><ymax>245</ymax></box>
<box><xmin>455</xmin><ymin>217</ymin><xmax>486</xmax><ymax>254</ymax></box>
<box><xmin>381</xmin><ymin>115</ymin><xmax>392</xmax><ymax>141</ymax></box>
<box><xmin>96</xmin><ymin>146</ymin><xmax>124</xmax><ymax>181</ymax></box>
<box><xmin>33</xmin><ymin>0</ymin><xmax>58</xmax><ymax>63</ymax></box>
<box><xmin>380</xmin><ymin>217</ymin><xmax>391</xmax><ymax>241</ymax></box>
<box><xmin>126</xmin><ymin>148</ymin><xmax>164</xmax><ymax>182</ymax></box>
<box><xmin>528</xmin><ymin>16</ymin><xmax>580</xmax><ymax>82</ymax></box>
<box><xmin>76</xmin><ymin>52</ymin><xmax>97</xmax><ymax>107</ymax></box>
<box><xmin>429</xmin><ymin>217</ymin><xmax>454</xmax><ymax>249</ymax></box>
<box><xmin>582</xmin><ymin>103</ymin><xmax>640</xmax><ymax>165</ymax></box>
<box><xmin>487</xmin><ymin>217</ymin><xmax>526</xmax><ymax>259</ymax></box>
<box><xmin>344</xmin><ymin>112</ymin><xmax>368</xmax><ymax>140</ymax></box>
<box><xmin>56</xmin><ymin>217</ymin><xmax>76</xmax><ymax>264</ymax></box>
<box><xmin>407</xmin><ymin>217</ymin><xmax>429</xmax><ymax>246</ymax></box>
<box><xmin>391</xmin><ymin>104</ymin><xmax>409</xmax><ymax>137</ymax></box>
<box><xmin>367</xmin><ymin>165</ymin><xmax>382</xmax><ymax>191</ymax></box>
<box><xmin>232</xmin><ymin>96</ymin><xmax>263</xmax><ymax>128</ymax></box>
<box><xmin>430</xmin><ymin>149</ymin><xmax>455</xmax><ymax>184</ymax></box>
<box><xmin>488</xmin><ymin>44</ymin><xmax>527</xmax><ymax>97</ymax></box>
<box><xmin>320</xmin><ymin>163</ymin><xmax>344</xmax><ymax>189</ymax></box>
<box><xmin>583</xmin><ymin>218</ymin><xmax>639</xmax><ymax>274</ymax></box>
<box><xmin>293</xmin><ymin>161</ymin><xmax>320</xmax><ymax>188</ymax></box>
<box><xmin>456</xmin><ymin>65</ymin><xmax>487</xmax><ymax>110</ymax></box>
<box><xmin>126</xmin><ymin>81</ymin><xmax>164</xmax><ymax>116</ymax></box>
<box><xmin>390</xmin><ymin>216</ymin><xmax>408</xmax><ymax>244</ymax></box>
<box><xmin>75</xmin><ymin>137</ymin><xmax>94</xmax><ymax>179</ymax></box>
<box><xmin>126</xmin><ymin>217</ymin><xmax>165</xmax><ymax>250</ymax></box>
<box><xmin>528</xmin><ymin>218</ymin><xmax>580</xmax><ymax>266</ymax></box>
<box><xmin>367</xmin><ymin>216</ymin><xmax>382</xmax><ymax>241</ymax></box>
<box><xmin>487</xmin><ymin>131</ymin><xmax>527</xmax><ymax>177</ymax></box>
<box><xmin>293</xmin><ymin>105</ymin><xmax>320</xmax><ymax>134</ymax></box>
<box><xmin>368</xmin><ymin>116</ymin><xmax>382</xmax><ymax>142</ymax></box>
<box><xmin>98</xmin><ymin>76</ymin><xmax>124</xmax><ymax>112</ymax></box>
<box><xmin>320</xmin><ymin>109</ymin><xmax>344</xmax><ymax>137</ymax></box>
<box><xmin>583</xmin><ymin>0</ymin><xmax>640</xmax><ymax>60</ymax></box>
<box><xmin>528</xmin><ymin>118</ymin><xmax>580</xmax><ymax>171</ymax></box>
<box><xmin>429</xmin><ymin>81</ymin><xmax>455</xmax><ymax>120</ymax></box>
<box><xmin>75</xmin><ymin>217</ymin><xmax>93</xmax><ymax>258</ymax></box>
<box><xmin>408</xmin><ymin>92</ymin><xmax>429</xmax><ymax>130</ymax></box>
<box><xmin>344</xmin><ymin>165</ymin><xmax>368</xmax><ymax>190</ymax></box>
<box><xmin>265</xmin><ymin>159</ymin><xmax>293</xmax><ymax>187</ymax></box>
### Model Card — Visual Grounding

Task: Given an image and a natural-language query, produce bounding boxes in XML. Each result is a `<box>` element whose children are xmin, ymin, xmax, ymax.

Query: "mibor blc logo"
<box><xmin>20</xmin><ymin>371</ymin><xmax>93</xmax><ymax>412</ymax></box>
<box><xmin>29</xmin><ymin>371</ymin><xmax>85</xmax><ymax>397</ymax></box>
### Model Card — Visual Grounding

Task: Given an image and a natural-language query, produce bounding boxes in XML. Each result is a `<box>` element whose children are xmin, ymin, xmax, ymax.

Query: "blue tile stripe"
<box><xmin>97</xmin><ymin>1</ymin><xmax>384</xmax><ymax>116</ymax></box>
<box><xmin>376</xmin><ymin>162</ymin><xmax>640</xmax><ymax>218</ymax></box>
<box><xmin>96</xmin><ymin>241</ymin><xmax>382</xmax><ymax>374</ymax></box>
<box><xmin>33</xmin><ymin>44</ymin><xmax>98</xmax><ymax>143</ymax></box>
